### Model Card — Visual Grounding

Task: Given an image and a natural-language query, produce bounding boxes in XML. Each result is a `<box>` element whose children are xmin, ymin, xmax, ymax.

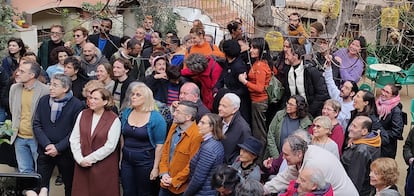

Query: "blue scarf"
<box><xmin>49</xmin><ymin>91</ymin><xmax>73</xmax><ymax>123</ymax></box>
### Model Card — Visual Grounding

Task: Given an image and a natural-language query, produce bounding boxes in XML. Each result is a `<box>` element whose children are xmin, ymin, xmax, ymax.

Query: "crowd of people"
<box><xmin>0</xmin><ymin>12</ymin><xmax>412</xmax><ymax>196</ymax></box>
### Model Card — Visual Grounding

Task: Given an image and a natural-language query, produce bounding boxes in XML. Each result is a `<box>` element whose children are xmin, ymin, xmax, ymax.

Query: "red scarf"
<box><xmin>376</xmin><ymin>94</ymin><xmax>400</xmax><ymax>120</ymax></box>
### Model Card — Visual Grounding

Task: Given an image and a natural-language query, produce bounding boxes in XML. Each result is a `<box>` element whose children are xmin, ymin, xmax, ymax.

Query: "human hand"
<box><xmin>238</xmin><ymin>72</ymin><xmax>247</xmax><ymax>84</ymax></box>
<box><xmin>45</xmin><ymin>144</ymin><xmax>58</xmax><ymax>157</ymax></box>
<box><xmin>334</xmin><ymin>56</ymin><xmax>342</xmax><ymax>65</ymax></box>
<box><xmin>263</xmin><ymin>157</ymin><xmax>274</xmax><ymax>169</ymax></box>
<box><xmin>155</xmin><ymin>73</ymin><xmax>168</xmax><ymax>80</ymax></box>
<box><xmin>171</xmin><ymin>101</ymin><xmax>179</xmax><ymax>109</ymax></box>
<box><xmin>160</xmin><ymin>174</ymin><xmax>172</xmax><ymax>187</ymax></box>
<box><xmin>324</xmin><ymin>55</ymin><xmax>332</xmax><ymax>68</ymax></box>
<box><xmin>150</xmin><ymin>168</ymin><xmax>159</xmax><ymax>180</ymax></box>
<box><xmin>409</xmin><ymin>157</ymin><xmax>414</xmax><ymax>165</ymax></box>
<box><xmin>64</xmin><ymin>41</ymin><xmax>72</xmax><ymax>48</ymax></box>
<box><xmin>80</xmin><ymin>160</ymin><xmax>92</xmax><ymax>167</ymax></box>
<box><xmin>25</xmin><ymin>187</ymin><xmax>48</xmax><ymax>196</ymax></box>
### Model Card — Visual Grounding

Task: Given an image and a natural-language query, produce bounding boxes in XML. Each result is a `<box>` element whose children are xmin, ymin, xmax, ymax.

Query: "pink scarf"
<box><xmin>376</xmin><ymin>94</ymin><xmax>400</xmax><ymax>120</ymax></box>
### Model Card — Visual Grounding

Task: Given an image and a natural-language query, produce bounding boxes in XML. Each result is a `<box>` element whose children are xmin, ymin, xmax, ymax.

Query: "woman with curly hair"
<box><xmin>46</xmin><ymin>46</ymin><xmax>74</xmax><ymax>79</ymax></box>
<box><xmin>369</xmin><ymin>157</ymin><xmax>400</xmax><ymax>196</ymax></box>
<box><xmin>266</xmin><ymin>95</ymin><xmax>312</xmax><ymax>158</ymax></box>
<box><xmin>181</xmin><ymin>53</ymin><xmax>222</xmax><ymax>110</ymax></box>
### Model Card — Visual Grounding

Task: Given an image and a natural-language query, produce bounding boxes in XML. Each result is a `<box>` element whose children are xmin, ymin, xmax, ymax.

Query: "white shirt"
<box><xmin>70</xmin><ymin>111</ymin><xmax>121</xmax><ymax>164</ymax></box>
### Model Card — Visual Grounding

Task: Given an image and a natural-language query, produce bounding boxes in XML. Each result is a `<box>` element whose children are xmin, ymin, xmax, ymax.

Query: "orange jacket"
<box><xmin>288</xmin><ymin>24</ymin><xmax>309</xmax><ymax>45</ymax></box>
<box><xmin>183</xmin><ymin>41</ymin><xmax>224</xmax><ymax>68</ymax></box>
<box><xmin>246</xmin><ymin>60</ymin><xmax>271</xmax><ymax>102</ymax></box>
<box><xmin>159</xmin><ymin>122</ymin><xmax>203</xmax><ymax>194</ymax></box>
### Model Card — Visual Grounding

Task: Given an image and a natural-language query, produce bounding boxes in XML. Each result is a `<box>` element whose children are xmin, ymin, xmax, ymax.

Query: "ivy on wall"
<box><xmin>0</xmin><ymin>1</ymin><xmax>16</xmax><ymax>59</ymax></box>
<box><xmin>133</xmin><ymin>1</ymin><xmax>179</xmax><ymax>35</ymax></box>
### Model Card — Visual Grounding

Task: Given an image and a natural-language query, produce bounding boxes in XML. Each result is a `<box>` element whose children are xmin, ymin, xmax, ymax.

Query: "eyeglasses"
<box><xmin>50</xmin><ymin>83</ymin><xmax>63</xmax><ymax>89</ymax></box>
<box><xmin>92</xmin><ymin>26</ymin><xmax>99</xmax><ymax>29</ymax></box>
<box><xmin>51</xmin><ymin>32</ymin><xmax>62</xmax><ymax>35</ymax></box>
<box><xmin>314</xmin><ymin>124</ymin><xmax>327</xmax><ymax>129</ymax></box>
<box><xmin>322</xmin><ymin>107</ymin><xmax>335</xmax><ymax>112</ymax></box>
<box><xmin>73</xmin><ymin>34</ymin><xmax>82</xmax><ymax>38</ymax></box>
<box><xmin>381</xmin><ymin>88</ymin><xmax>392</xmax><ymax>94</ymax></box>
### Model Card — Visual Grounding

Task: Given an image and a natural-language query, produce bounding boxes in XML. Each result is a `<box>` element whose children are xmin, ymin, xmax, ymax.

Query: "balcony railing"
<box><xmin>169</xmin><ymin>0</ymin><xmax>254</xmax><ymax>36</ymax></box>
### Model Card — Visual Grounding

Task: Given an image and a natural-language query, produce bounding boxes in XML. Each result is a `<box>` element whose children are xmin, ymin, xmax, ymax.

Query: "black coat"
<box><xmin>283</xmin><ymin>61</ymin><xmax>330</xmax><ymax>118</ymax></box>
<box><xmin>88</xmin><ymin>34</ymin><xmax>121</xmax><ymax>60</ymax></box>
<box><xmin>213</xmin><ymin>57</ymin><xmax>251</xmax><ymax>124</ymax></box>
<box><xmin>113</xmin><ymin>76</ymin><xmax>134</xmax><ymax>108</ymax></box>
<box><xmin>341</xmin><ymin>142</ymin><xmax>380</xmax><ymax>196</ymax></box>
<box><xmin>379</xmin><ymin>104</ymin><xmax>404</xmax><ymax>158</ymax></box>
<box><xmin>141</xmin><ymin>40</ymin><xmax>153</xmax><ymax>70</ymax></box>
<box><xmin>0</xmin><ymin>66</ymin><xmax>9</xmax><ymax>108</ymax></box>
<box><xmin>221</xmin><ymin>112</ymin><xmax>251</xmax><ymax>164</ymax></box>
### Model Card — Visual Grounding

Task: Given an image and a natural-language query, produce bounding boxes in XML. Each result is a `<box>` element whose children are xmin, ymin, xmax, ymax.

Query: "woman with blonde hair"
<box><xmin>120</xmin><ymin>82</ymin><xmax>167</xmax><ymax>196</ymax></box>
<box><xmin>369</xmin><ymin>157</ymin><xmax>400</xmax><ymax>196</ymax></box>
<box><xmin>70</xmin><ymin>88</ymin><xmax>121</xmax><ymax>196</ymax></box>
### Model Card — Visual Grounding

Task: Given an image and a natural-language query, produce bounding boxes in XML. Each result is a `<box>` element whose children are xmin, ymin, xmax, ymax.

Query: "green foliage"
<box><xmin>0</xmin><ymin>120</ymin><xmax>14</xmax><ymax>145</ymax></box>
<box><xmin>374</xmin><ymin>44</ymin><xmax>414</xmax><ymax>70</ymax></box>
<box><xmin>0</xmin><ymin>1</ymin><xmax>16</xmax><ymax>58</ymax></box>
<box><xmin>81</xmin><ymin>2</ymin><xmax>109</xmax><ymax>18</ymax></box>
<box><xmin>133</xmin><ymin>1</ymin><xmax>179</xmax><ymax>36</ymax></box>
<box><xmin>371</xmin><ymin>6</ymin><xmax>414</xmax><ymax>70</ymax></box>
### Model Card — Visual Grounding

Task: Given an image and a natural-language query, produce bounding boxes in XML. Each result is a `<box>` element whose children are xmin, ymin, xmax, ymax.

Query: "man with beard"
<box><xmin>110</xmin><ymin>38</ymin><xmax>145</xmax><ymax>81</ymax></box>
<box><xmin>88</xmin><ymin>18</ymin><xmax>121</xmax><ymax>60</ymax></box>
<box><xmin>9</xmin><ymin>58</ymin><xmax>49</xmax><ymax>173</ymax></box>
<box><xmin>313</xmin><ymin>34</ymin><xmax>341</xmax><ymax>87</ymax></box>
<box><xmin>80</xmin><ymin>43</ymin><xmax>109</xmax><ymax>80</ymax></box>
<box><xmin>287</xmin><ymin>13</ymin><xmax>308</xmax><ymax>45</ymax></box>
<box><xmin>324</xmin><ymin>56</ymin><xmax>359</xmax><ymax>129</ymax></box>
<box><xmin>284</xmin><ymin>44</ymin><xmax>329</xmax><ymax>118</ymax></box>
<box><xmin>38</xmin><ymin>25</ymin><xmax>65</xmax><ymax>70</ymax></box>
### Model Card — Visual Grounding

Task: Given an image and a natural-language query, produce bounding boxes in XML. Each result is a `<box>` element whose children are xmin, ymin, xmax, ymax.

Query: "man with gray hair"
<box><xmin>218</xmin><ymin>93</ymin><xmax>251</xmax><ymax>164</ymax></box>
<box><xmin>264</xmin><ymin>134</ymin><xmax>358</xmax><ymax>196</ymax></box>
<box><xmin>278</xmin><ymin>167</ymin><xmax>333</xmax><ymax>195</ymax></box>
<box><xmin>33</xmin><ymin>74</ymin><xmax>84</xmax><ymax>195</ymax></box>
<box><xmin>9</xmin><ymin>58</ymin><xmax>49</xmax><ymax>173</ymax></box>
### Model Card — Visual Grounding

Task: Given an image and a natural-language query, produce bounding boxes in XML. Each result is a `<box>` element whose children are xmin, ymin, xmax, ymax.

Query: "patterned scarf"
<box><xmin>49</xmin><ymin>91</ymin><xmax>73</xmax><ymax>123</ymax></box>
<box><xmin>376</xmin><ymin>94</ymin><xmax>400</xmax><ymax>120</ymax></box>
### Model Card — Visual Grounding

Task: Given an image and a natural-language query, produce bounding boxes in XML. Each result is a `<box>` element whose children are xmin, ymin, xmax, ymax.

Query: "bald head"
<box><xmin>348</xmin><ymin>115</ymin><xmax>372</xmax><ymax>140</ymax></box>
<box><xmin>83</xmin><ymin>43</ymin><xmax>97</xmax><ymax>62</ymax></box>
<box><xmin>179</xmin><ymin>82</ymin><xmax>200</xmax><ymax>103</ymax></box>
